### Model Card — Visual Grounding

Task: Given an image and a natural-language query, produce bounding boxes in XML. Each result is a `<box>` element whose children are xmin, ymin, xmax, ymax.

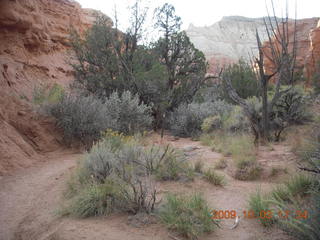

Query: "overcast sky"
<box><xmin>76</xmin><ymin>0</ymin><xmax>320</xmax><ymax>31</ymax></box>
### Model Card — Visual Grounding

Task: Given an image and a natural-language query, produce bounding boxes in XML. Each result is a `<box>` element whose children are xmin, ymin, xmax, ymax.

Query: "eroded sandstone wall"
<box><xmin>0</xmin><ymin>0</ymin><xmax>111</xmax><ymax>175</ymax></box>
<box><xmin>0</xmin><ymin>0</ymin><xmax>111</xmax><ymax>97</ymax></box>
<box><xmin>306</xmin><ymin>20</ymin><xmax>320</xmax><ymax>80</ymax></box>
<box><xmin>186</xmin><ymin>16</ymin><xmax>278</xmax><ymax>73</ymax></box>
<box><xmin>263</xmin><ymin>18</ymin><xmax>319</xmax><ymax>83</ymax></box>
<box><xmin>186</xmin><ymin>16</ymin><xmax>319</xmax><ymax>80</ymax></box>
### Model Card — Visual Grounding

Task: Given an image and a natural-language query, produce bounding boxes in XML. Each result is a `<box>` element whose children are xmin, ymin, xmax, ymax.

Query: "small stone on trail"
<box><xmin>127</xmin><ymin>212</ymin><xmax>157</xmax><ymax>228</ymax></box>
<box><xmin>182</xmin><ymin>146</ymin><xmax>200</xmax><ymax>152</ymax></box>
<box><xmin>168</xmin><ymin>136</ymin><xmax>180</xmax><ymax>141</ymax></box>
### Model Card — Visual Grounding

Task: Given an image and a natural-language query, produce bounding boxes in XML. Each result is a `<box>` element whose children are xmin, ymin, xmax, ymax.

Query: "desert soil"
<box><xmin>0</xmin><ymin>134</ymin><xmax>296</xmax><ymax>240</ymax></box>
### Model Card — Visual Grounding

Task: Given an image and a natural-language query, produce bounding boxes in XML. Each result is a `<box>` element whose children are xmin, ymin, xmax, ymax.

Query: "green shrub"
<box><xmin>68</xmin><ymin>145</ymin><xmax>158</xmax><ymax>216</ymax></box>
<box><xmin>224</xmin><ymin>134</ymin><xmax>257</xmax><ymax>163</ymax></box>
<box><xmin>33</xmin><ymin>83</ymin><xmax>65</xmax><ymax>105</ymax></box>
<box><xmin>47</xmin><ymin>94</ymin><xmax>110</xmax><ymax>145</ymax></box>
<box><xmin>246</xmin><ymin>87</ymin><xmax>311</xmax><ymax>141</ymax></box>
<box><xmin>47</xmin><ymin>83</ymin><xmax>65</xmax><ymax>103</ymax></box>
<box><xmin>270</xmin><ymin>174</ymin><xmax>317</xmax><ymax>204</ymax></box>
<box><xmin>297</xmin><ymin>125</ymin><xmax>320</xmax><ymax>177</ymax></box>
<box><xmin>159</xmin><ymin>193</ymin><xmax>219</xmax><ymax>239</ymax></box>
<box><xmin>221</xmin><ymin>59</ymin><xmax>260</xmax><ymax>101</ymax></box>
<box><xmin>233</xmin><ymin>162</ymin><xmax>261</xmax><ymax>181</ymax></box>
<box><xmin>46</xmin><ymin>91</ymin><xmax>152</xmax><ymax>145</ymax></box>
<box><xmin>270</xmin><ymin>185</ymin><xmax>291</xmax><ymax>202</ymax></box>
<box><xmin>223</xmin><ymin>105</ymin><xmax>249</xmax><ymax>132</ymax></box>
<box><xmin>271</xmin><ymin>87</ymin><xmax>312</xmax><ymax>141</ymax></box>
<box><xmin>276</xmin><ymin>190</ymin><xmax>320</xmax><ymax>240</ymax></box>
<box><xmin>214</xmin><ymin>158</ymin><xmax>227</xmax><ymax>169</ymax></box>
<box><xmin>285</xmin><ymin>174</ymin><xmax>316</xmax><ymax>197</ymax></box>
<box><xmin>194</xmin><ymin>160</ymin><xmax>204</xmax><ymax>173</ymax></box>
<box><xmin>201</xmin><ymin>115</ymin><xmax>222</xmax><ymax>133</ymax></box>
<box><xmin>68</xmin><ymin>182</ymin><xmax>120</xmax><ymax>217</ymax></box>
<box><xmin>65</xmin><ymin>133</ymin><xmax>195</xmax><ymax>217</ymax></box>
<box><xmin>67</xmin><ymin>175</ymin><xmax>157</xmax><ymax>217</ymax></box>
<box><xmin>193</xmin><ymin>83</ymin><xmax>224</xmax><ymax>103</ymax></box>
<box><xmin>204</xmin><ymin>169</ymin><xmax>226</xmax><ymax>186</ymax></box>
<box><xmin>274</xmin><ymin>131</ymin><xmax>320</xmax><ymax>240</ymax></box>
<box><xmin>248</xmin><ymin>190</ymin><xmax>274</xmax><ymax>227</ymax></box>
<box><xmin>199</xmin><ymin>134</ymin><xmax>215</xmax><ymax>147</ymax></box>
<box><xmin>33</xmin><ymin>84</ymin><xmax>46</xmax><ymax>104</ymax></box>
<box><xmin>155</xmin><ymin>153</ymin><xmax>192</xmax><ymax>181</ymax></box>
<box><xmin>105</xmin><ymin>91</ymin><xmax>152</xmax><ymax>134</ymax></box>
<box><xmin>169</xmin><ymin>100</ymin><xmax>232</xmax><ymax>137</ymax></box>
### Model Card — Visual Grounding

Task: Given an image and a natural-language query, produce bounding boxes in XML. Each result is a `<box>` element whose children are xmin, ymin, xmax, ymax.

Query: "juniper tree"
<box><xmin>153</xmin><ymin>3</ymin><xmax>207</xmax><ymax>129</ymax></box>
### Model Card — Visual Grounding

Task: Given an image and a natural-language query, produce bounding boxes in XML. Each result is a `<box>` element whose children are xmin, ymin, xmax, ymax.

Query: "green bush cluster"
<box><xmin>203</xmin><ymin>169</ymin><xmax>226</xmax><ymax>186</ymax></box>
<box><xmin>168</xmin><ymin>100</ymin><xmax>232</xmax><ymax>137</ymax></box>
<box><xmin>245</xmin><ymin>87</ymin><xmax>312</xmax><ymax>141</ymax></box>
<box><xmin>46</xmin><ymin>91</ymin><xmax>152</xmax><ymax>145</ymax></box>
<box><xmin>248</xmin><ymin>190</ymin><xmax>274</xmax><ymax>227</ymax></box>
<box><xmin>277</xmin><ymin>190</ymin><xmax>320</xmax><ymax>240</ymax></box>
<box><xmin>247</xmin><ymin>174</ymin><xmax>319</xmax><ymax>239</ymax></box>
<box><xmin>222</xmin><ymin>105</ymin><xmax>250</xmax><ymax>132</ymax></box>
<box><xmin>47</xmin><ymin>94</ymin><xmax>110</xmax><ymax>145</ymax></box>
<box><xmin>65</xmin><ymin>132</ymin><xmax>194</xmax><ymax>217</ymax></box>
<box><xmin>33</xmin><ymin>83</ymin><xmax>65</xmax><ymax>105</ymax></box>
<box><xmin>170</xmin><ymin>97</ymin><xmax>250</xmax><ymax>138</ymax></box>
<box><xmin>221</xmin><ymin>59</ymin><xmax>260</xmax><ymax>101</ymax></box>
<box><xmin>159</xmin><ymin>193</ymin><xmax>219</xmax><ymax>239</ymax></box>
<box><xmin>269</xmin><ymin>123</ymin><xmax>320</xmax><ymax>240</ymax></box>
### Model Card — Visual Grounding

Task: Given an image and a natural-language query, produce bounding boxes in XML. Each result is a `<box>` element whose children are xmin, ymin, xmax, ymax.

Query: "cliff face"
<box><xmin>0</xmin><ymin>0</ymin><xmax>111</xmax><ymax>175</ymax></box>
<box><xmin>262</xmin><ymin>18</ymin><xmax>319</xmax><ymax>82</ymax></box>
<box><xmin>186</xmin><ymin>16</ymin><xmax>277</xmax><ymax>72</ymax></box>
<box><xmin>306</xmin><ymin>20</ymin><xmax>320</xmax><ymax>80</ymax></box>
<box><xmin>0</xmin><ymin>0</ymin><xmax>111</xmax><ymax>97</ymax></box>
<box><xmin>186</xmin><ymin>16</ymin><xmax>319</xmax><ymax>78</ymax></box>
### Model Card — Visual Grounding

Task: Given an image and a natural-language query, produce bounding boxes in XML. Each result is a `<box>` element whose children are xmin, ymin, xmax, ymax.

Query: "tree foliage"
<box><xmin>221</xmin><ymin>59</ymin><xmax>260</xmax><ymax>101</ymax></box>
<box><xmin>70</xmin><ymin>2</ymin><xmax>207</xmax><ymax>131</ymax></box>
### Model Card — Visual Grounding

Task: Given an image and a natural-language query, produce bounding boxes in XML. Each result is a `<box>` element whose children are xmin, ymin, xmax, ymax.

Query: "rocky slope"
<box><xmin>186</xmin><ymin>16</ymin><xmax>319</xmax><ymax>78</ymax></box>
<box><xmin>0</xmin><ymin>0</ymin><xmax>111</xmax><ymax>175</ymax></box>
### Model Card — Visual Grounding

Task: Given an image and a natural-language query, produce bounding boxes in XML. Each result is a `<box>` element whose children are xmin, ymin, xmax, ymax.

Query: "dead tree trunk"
<box><xmin>222</xmin><ymin>0</ymin><xmax>297</xmax><ymax>143</ymax></box>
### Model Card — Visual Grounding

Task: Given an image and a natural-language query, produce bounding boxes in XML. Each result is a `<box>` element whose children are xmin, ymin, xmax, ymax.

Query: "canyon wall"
<box><xmin>262</xmin><ymin>18</ymin><xmax>319</xmax><ymax>83</ymax></box>
<box><xmin>0</xmin><ymin>0</ymin><xmax>111</xmax><ymax>175</ymax></box>
<box><xmin>186</xmin><ymin>16</ymin><xmax>276</xmax><ymax>72</ymax></box>
<box><xmin>0</xmin><ymin>0</ymin><xmax>111</xmax><ymax>97</ymax></box>
<box><xmin>306</xmin><ymin>20</ymin><xmax>320</xmax><ymax>80</ymax></box>
<box><xmin>186</xmin><ymin>16</ymin><xmax>319</xmax><ymax>78</ymax></box>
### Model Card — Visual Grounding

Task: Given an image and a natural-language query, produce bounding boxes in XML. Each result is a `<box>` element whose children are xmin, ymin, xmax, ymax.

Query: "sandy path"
<box><xmin>0</xmin><ymin>135</ymin><xmax>295</xmax><ymax>240</ymax></box>
<box><xmin>0</xmin><ymin>151</ymin><xmax>80</xmax><ymax>240</ymax></box>
<box><xmin>157</xmin><ymin>136</ymin><xmax>293</xmax><ymax>240</ymax></box>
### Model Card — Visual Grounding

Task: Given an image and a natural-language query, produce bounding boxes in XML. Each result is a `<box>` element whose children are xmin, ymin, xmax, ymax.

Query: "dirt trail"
<box><xmin>0</xmin><ymin>150</ymin><xmax>80</xmax><ymax>240</ymax></box>
<box><xmin>155</xmin><ymin>136</ymin><xmax>294</xmax><ymax>240</ymax></box>
<box><xmin>0</xmin><ymin>135</ymin><xmax>295</xmax><ymax>240</ymax></box>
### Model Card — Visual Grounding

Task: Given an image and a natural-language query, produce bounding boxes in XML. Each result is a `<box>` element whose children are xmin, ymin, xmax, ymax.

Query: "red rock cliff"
<box><xmin>262</xmin><ymin>18</ymin><xmax>319</xmax><ymax>83</ymax></box>
<box><xmin>0</xmin><ymin>0</ymin><xmax>111</xmax><ymax>175</ymax></box>
<box><xmin>305</xmin><ymin>20</ymin><xmax>320</xmax><ymax>80</ymax></box>
<box><xmin>0</xmin><ymin>0</ymin><xmax>111</xmax><ymax>96</ymax></box>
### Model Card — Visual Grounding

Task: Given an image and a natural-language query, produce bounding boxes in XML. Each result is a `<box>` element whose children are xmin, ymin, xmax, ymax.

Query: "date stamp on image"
<box><xmin>210</xmin><ymin>209</ymin><xmax>309</xmax><ymax>220</ymax></box>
